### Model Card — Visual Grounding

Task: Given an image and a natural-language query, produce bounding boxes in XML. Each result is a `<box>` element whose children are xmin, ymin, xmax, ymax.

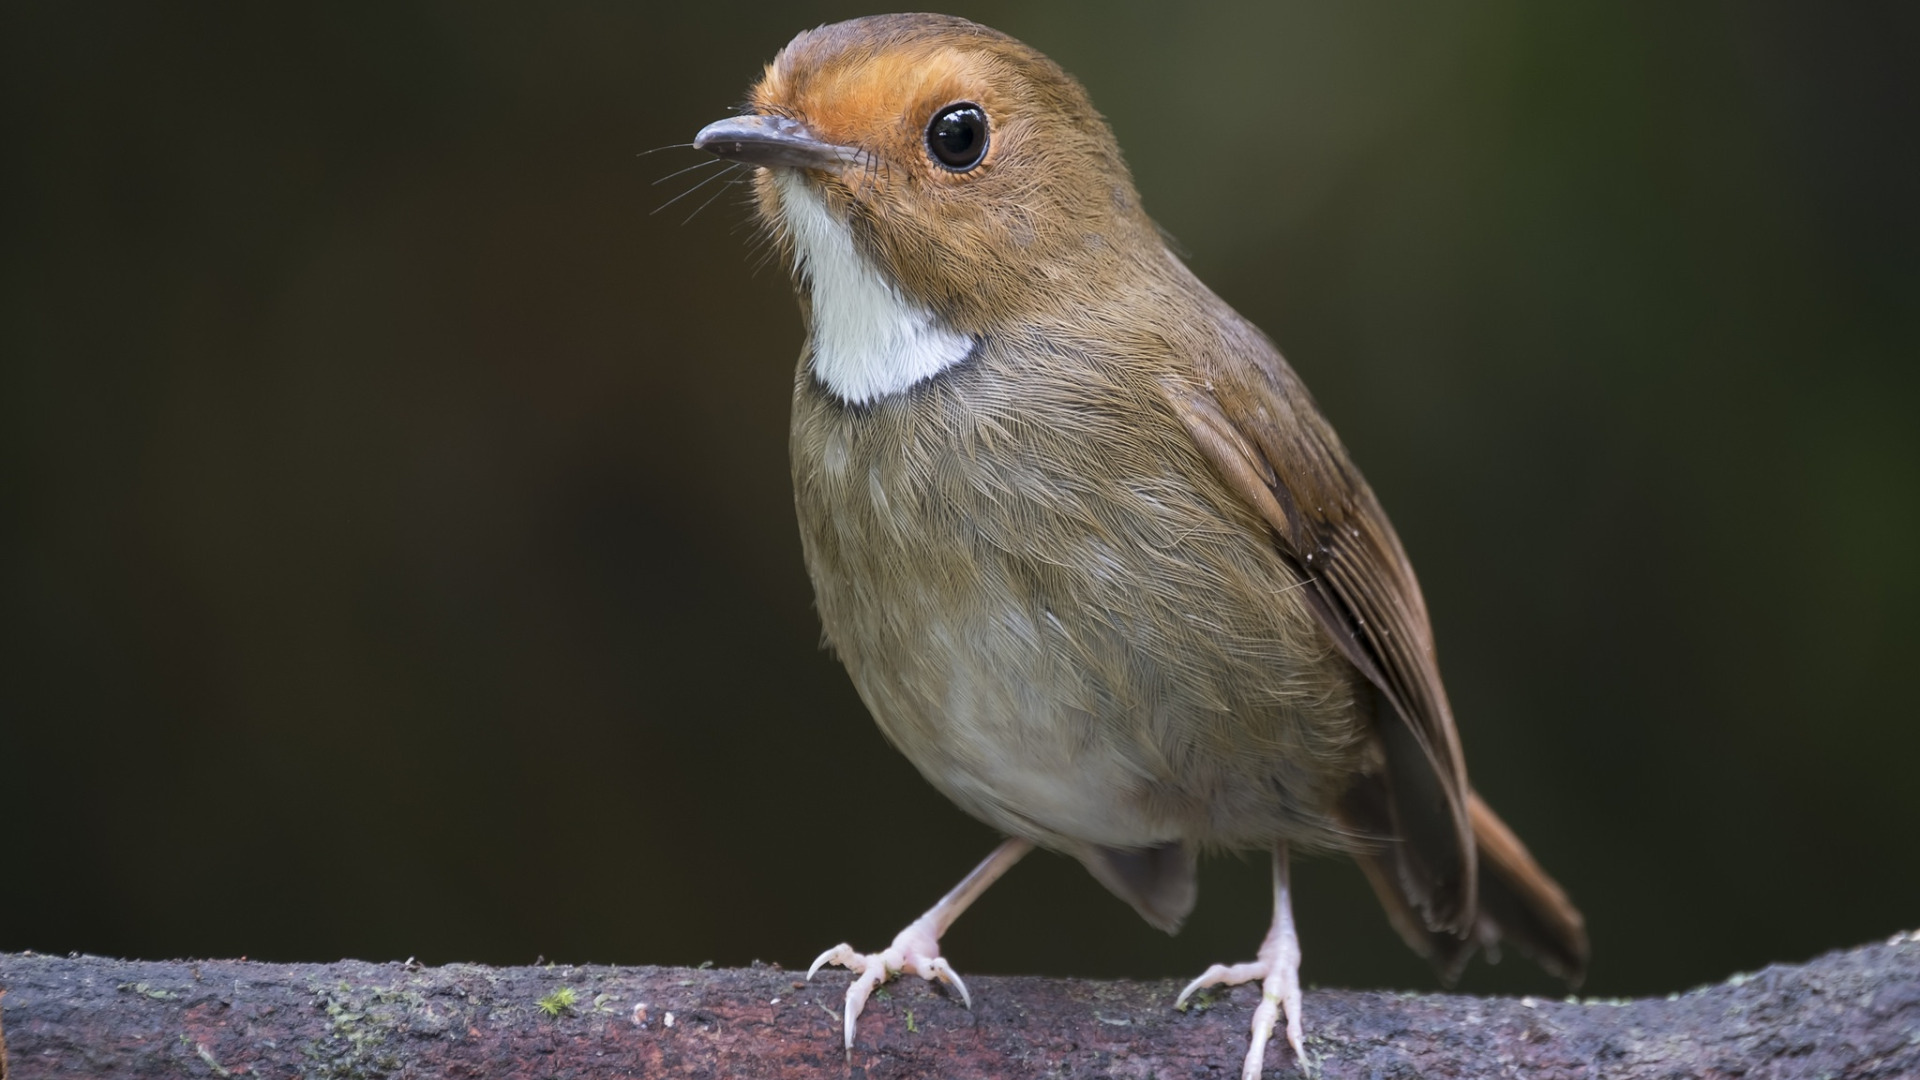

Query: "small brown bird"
<box><xmin>694</xmin><ymin>14</ymin><xmax>1586</xmax><ymax>1076</ymax></box>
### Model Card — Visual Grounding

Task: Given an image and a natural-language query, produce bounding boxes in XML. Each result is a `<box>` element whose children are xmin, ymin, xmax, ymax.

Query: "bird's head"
<box><xmin>695</xmin><ymin>14</ymin><xmax>1160</xmax><ymax>358</ymax></box>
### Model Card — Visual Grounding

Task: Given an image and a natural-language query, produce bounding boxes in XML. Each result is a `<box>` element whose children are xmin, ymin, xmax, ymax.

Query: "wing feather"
<box><xmin>1169</xmin><ymin>349</ymin><xmax>1477</xmax><ymax>932</ymax></box>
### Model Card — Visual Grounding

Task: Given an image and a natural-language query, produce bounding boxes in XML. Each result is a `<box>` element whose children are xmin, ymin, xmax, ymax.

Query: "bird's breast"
<box><xmin>789</xmin><ymin>330</ymin><xmax>1369</xmax><ymax>854</ymax></box>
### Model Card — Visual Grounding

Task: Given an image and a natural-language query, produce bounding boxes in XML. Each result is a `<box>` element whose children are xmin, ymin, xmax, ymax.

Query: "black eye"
<box><xmin>926</xmin><ymin>103</ymin><xmax>989</xmax><ymax>172</ymax></box>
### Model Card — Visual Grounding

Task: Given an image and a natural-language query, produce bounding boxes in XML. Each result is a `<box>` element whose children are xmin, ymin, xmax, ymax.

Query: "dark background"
<box><xmin>5</xmin><ymin>2</ymin><xmax>1916</xmax><ymax>1001</ymax></box>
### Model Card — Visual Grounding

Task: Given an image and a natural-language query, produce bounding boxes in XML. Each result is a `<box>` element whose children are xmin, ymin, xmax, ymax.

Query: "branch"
<box><xmin>3</xmin><ymin>935</ymin><xmax>1916</xmax><ymax>1078</ymax></box>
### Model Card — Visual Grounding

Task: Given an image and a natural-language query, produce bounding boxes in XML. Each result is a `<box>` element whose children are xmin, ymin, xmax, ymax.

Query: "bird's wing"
<box><xmin>1167</xmin><ymin>332</ymin><xmax>1477</xmax><ymax>933</ymax></box>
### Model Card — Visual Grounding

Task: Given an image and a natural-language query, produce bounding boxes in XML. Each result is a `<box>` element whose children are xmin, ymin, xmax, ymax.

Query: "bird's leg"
<box><xmin>1176</xmin><ymin>842</ymin><xmax>1305</xmax><ymax>1078</ymax></box>
<box><xmin>808</xmin><ymin>836</ymin><xmax>1033</xmax><ymax>1050</ymax></box>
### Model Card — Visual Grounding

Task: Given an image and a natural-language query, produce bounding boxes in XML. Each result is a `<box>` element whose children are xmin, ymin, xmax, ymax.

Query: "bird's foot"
<box><xmin>804</xmin><ymin>838</ymin><xmax>1031</xmax><ymax>1053</ymax></box>
<box><xmin>1176</xmin><ymin>940</ymin><xmax>1303</xmax><ymax>1078</ymax></box>
<box><xmin>808</xmin><ymin>913</ymin><xmax>971</xmax><ymax>1051</ymax></box>
<box><xmin>1176</xmin><ymin>845</ymin><xmax>1305</xmax><ymax>1078</ymax></box>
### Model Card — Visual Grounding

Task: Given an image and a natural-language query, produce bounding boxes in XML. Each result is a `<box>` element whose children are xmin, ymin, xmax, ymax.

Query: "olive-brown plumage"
<box><xmin>695</xmin><ymin>12</ymin><xmax>1586</xmax><ymax>1073</ymax></box>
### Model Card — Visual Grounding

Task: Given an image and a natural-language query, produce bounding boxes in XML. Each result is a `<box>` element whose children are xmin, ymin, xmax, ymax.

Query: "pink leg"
<box><xmin>1176</xmin><ymin>842</ymin><xmax>1304</xmax><ymax>1078</ymax></box>
<box><xmin>808</xmin><ymin>837</ymin><xmax>1034</xmax><ymax>1051</ymax></box>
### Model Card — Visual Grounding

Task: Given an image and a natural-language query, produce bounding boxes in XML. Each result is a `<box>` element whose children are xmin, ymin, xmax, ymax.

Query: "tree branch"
<box><xmin>3</xmin><ymin>934</ymin><xmax>1916</xmax><ymax>1078</ymax></box>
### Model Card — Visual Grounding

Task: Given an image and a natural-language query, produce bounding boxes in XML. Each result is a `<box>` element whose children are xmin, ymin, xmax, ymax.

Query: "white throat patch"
<box><xmin>773</xmin><ymin>171</ymin><xmax>973</xmax><ymax>405</ymax></box>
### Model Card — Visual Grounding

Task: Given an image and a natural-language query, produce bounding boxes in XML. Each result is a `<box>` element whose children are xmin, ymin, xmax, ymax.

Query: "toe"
<box><xmin>808</xmin><ymin>943</ymin><xmax>862</xmax><ymax>980</ymax></box>
<box><xmin>923</xmin><ymin>955</ymin><xmax>971</xmax><ymax>1009</ymax></box>
<box><xmin>1178</xmin><ymin>960</ymin><xmax>1265</xmax><ymax>1006</ymax></box>
<box><xmin>841</xmin><ymin>964</ymin><xmax>888</xmax><ymax>1050</ymax></box>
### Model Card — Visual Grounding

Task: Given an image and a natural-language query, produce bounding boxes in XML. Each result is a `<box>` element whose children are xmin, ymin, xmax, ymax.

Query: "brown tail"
<box><xmin>1352</xmin><ymin>790</ymin><xmax>1588</xmax><ymax>987</ymax></box>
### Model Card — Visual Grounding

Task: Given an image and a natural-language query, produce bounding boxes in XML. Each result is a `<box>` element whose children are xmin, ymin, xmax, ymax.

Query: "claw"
<box><xmin>925</xmin><ymin>956</ymin><xmax>970</xmax><ymax>1008</ymax></box>
<box><xmin>1177</xmin><ymin>960</ymin><xmax>1260</xmax><ymax>1008</ymax></box>
<box><xmin>808</xmin><ymin>943</ymin><xmax>857</xmax><ymax>981</ymax></box>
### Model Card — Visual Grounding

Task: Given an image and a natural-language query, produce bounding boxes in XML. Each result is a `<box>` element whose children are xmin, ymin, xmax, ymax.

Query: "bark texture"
<box><xmin>2</xmin><ymin>934</ymin><xmax>1916</xmax><ymax>1079</ymax></box>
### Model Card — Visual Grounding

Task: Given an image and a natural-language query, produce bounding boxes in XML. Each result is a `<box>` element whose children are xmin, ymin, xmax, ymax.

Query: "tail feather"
<box><xmin>1465</xmin><ymin>791</ymin><xmax>1588</xmax><ymax>983</ymax></box>
<box><xmin>1350</xmin><ymin>789</ymin><xmax>1588</xmax><ymax>987</ymax></box>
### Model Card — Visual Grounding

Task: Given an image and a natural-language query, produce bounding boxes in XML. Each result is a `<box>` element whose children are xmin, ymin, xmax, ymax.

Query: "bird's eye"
<box><xmin>926</xmin><ymin>103</ymin><xmax>989</xmax><ymax>172</ymax></box>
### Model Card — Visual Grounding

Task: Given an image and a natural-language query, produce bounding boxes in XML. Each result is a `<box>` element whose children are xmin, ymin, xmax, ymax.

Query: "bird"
<box><xmin>692</xmin><ymin>14</ymin><xmax>1587</xmax><ymax>1077</ymax></box>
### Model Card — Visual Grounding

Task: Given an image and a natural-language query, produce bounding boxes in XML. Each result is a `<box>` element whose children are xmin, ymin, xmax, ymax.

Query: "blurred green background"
<box><xmin>4</xmin><ymin>2</ymin><xmax>1915</xmax><ymax>1002</ymax></box>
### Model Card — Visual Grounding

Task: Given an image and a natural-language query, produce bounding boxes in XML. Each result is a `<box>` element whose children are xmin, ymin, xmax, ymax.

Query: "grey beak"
<box><xmin>693</xmin><ymin>114</ymin><xmax>864</xmax><ymax>171</ymax></box>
